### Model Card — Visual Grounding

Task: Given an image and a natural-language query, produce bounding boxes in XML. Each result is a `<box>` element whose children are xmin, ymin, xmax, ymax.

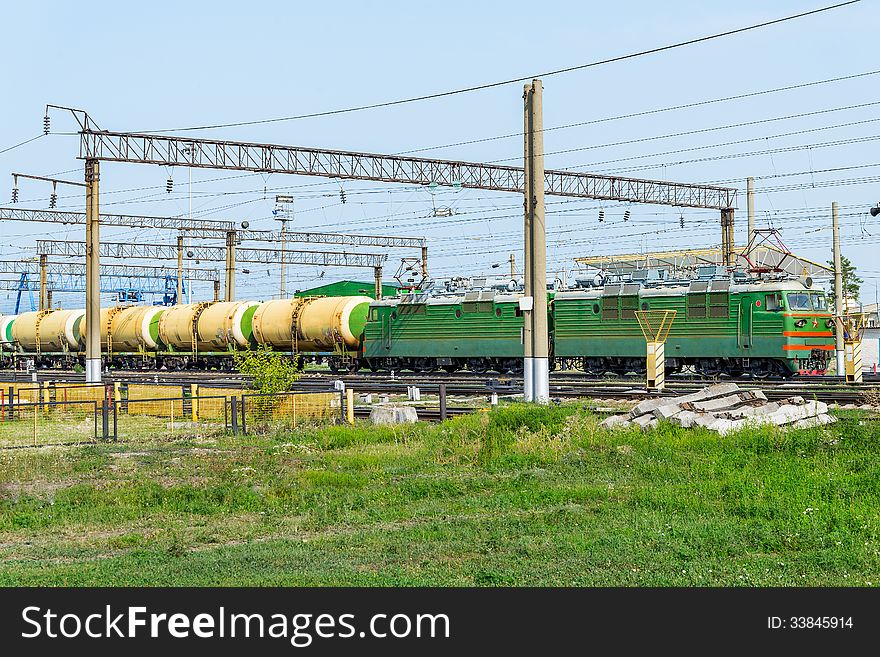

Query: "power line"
<box><xmin>579</xmin><ymin>129</ymin><xmax>880</xmax><ymax>174</ymax></box>
<box><xmin>490</xmin><ymin>100</ymin><xmax>880</xmax><ymax>164</ymax></box>
<box><xmin>0</xmin><ymin>134</ymin><xmax>43</xmax><ymax>155</ymax></box>
<box><xmin>132</xmin><ymin>1</ymin><xmax>860</xmax><ymax>134</ymax></box>
<box><xmin>399</xmin><ymin>68</ymin><xmax>880</xmax><ymax>156</ymax></box>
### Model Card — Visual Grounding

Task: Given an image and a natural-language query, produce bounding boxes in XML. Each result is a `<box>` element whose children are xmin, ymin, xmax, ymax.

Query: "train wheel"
<box><xmin>442</xmin><ymin>364</ymin><xmax>459</xmax><ymax>374</ymax></box>
<box><xmin>468</xmin><ymin>359</ymin><xmax>488</xmax><ymax>374</ymax></box>
<box><xmin>413</xmin><ymin>358</ymin><xmax>433</xmax><ymax>373</ymax></box>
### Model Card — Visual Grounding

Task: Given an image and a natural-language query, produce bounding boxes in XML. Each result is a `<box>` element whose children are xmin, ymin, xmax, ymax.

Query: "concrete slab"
<box><xmin>627</xmin><ymin>383</ymin><xmax>740</xmax><ymax>418</ymax></box>
<box><xmin>370</xmin><ymin>405</ymin><xmax>419</xmax><ymax>425</ymax></box>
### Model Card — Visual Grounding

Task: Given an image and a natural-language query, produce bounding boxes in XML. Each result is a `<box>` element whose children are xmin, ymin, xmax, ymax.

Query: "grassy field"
<box><xmin>0</xmin><ymin>403</ymin><xmax>878</xmax><ymax>586</ymax></box>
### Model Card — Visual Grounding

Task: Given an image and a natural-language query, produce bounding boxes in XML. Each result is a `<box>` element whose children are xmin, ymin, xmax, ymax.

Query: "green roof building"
<box><xmin>294</xmin><ymin>280</ymin><xmax>399</xmax><ymax>299</ymax></box>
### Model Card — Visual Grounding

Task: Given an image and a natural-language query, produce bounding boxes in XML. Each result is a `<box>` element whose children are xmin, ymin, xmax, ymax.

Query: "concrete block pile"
<box><xmin>599</xmin><ymin>383</ymin><xmax>835</xmax><ymax>435</ymax></box>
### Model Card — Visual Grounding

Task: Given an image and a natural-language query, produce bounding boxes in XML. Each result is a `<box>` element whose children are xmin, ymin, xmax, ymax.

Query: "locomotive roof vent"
<box><xmin>696</xmin><ymin>265</ymin><xmax>728</xmax><ymax>280</ymax></box>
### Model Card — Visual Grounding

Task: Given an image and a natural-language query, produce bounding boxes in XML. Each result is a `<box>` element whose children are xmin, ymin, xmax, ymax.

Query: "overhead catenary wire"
<box><xmin>0</xmin><ymin>134</ymin><xmax>44</xmax><ymax>156</ymax></box>
<box><xmin>130</xmin><ymin>2</ymin><xmax>860</xmax><ymax>134</ymax></box>
<box><xmin>398</xmin><ymin>68</ymin><xmax>880</xmax><ymax>156</ymax></box>
<box><xmin>488</xmin><ymin>101</ymin><xmax>880</xmax><ymax>164</ymax></box>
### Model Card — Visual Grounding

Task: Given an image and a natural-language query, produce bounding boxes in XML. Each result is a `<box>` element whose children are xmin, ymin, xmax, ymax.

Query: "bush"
<box><xmin>233</xmin><ymin>346</ymin><xmax>300</xmax><ymax>394</ymax></box>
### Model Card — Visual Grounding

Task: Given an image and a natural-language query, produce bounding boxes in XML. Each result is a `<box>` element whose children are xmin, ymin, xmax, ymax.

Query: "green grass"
<box><xmin>0</xmin><ymin>403</ymin><xmax>878</xmax><ymax>586</ymax></box>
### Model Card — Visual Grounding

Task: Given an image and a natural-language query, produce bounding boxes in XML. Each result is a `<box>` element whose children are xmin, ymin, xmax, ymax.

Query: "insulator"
<box><xmin>623</xmin><ymin>210</ymin><xmax>631</xmax><ymax>222</ymax></box>
<box><xmin>680</xmin><ymin>217</ymin><xmax>685</xmax><ymax>228</ymax></box>
<box><xmin>11</xmin><ymin>187</ymin><xmax>18</xmax><ymax>203</ymax></box>
<box><xmin>49</xmin><ymin>193</ymin><xmax>57</xmax><ymax>209</ymax></box>
<box><xmin>166</xmin><ymin>177</ymin><xmax>173</xmax><ymax>193</ymax></box>
<box><xmin>598</xmin><ymin>209</ymin><xmax>604</xmax><ymax>222</ymax></box>
<box><xmin>340</xmin><ymin>189</ymin><xmax>347</xmax><ymax>204</ymax></box>
<box><xmin>43</xmin><ymin>114</ymin><xmax>51</xmax><ymax>135</ymax></box>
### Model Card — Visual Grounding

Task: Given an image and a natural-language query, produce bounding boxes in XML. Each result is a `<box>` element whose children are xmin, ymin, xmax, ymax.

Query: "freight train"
<box><xmin>0</xmin><ymin>273</ymin><xmax>835</xmax><ymax>378</ymax></box>
<box><xmin>0</xmin><ymin>296</ymin><xmax>371</xmax><ymax>372</ymax></box>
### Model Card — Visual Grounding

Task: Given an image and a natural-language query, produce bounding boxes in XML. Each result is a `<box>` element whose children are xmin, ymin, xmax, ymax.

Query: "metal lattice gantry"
<box><xmin>0</xmin><ymin>207</ymin><xmax>426</xmax><ymax>249</ymax></box>
<box><xmin>0</xmin><ymin>275</ymin><xmax>186</xmax><ymax>295</ymax></box>
<box><xmin>0</xmin><ymin>259</ymin><xmax>220</xmax><ymax>282</ymax></box>
<box><xmin>35</xmin><ymin>240</ymin><xmax>387</xmax><ymax>268</ymax></box>
<box><xmin>79</xmin><ymin>131</ymin><xmax>737</xmax><ymax>210</ymax></box>
<box><xmin>0</xmin><ymin>206</ymin><xmax>234</xmax><ymax>236</ymax></box>
<box><xmin>239</xmin><ymin>228</ymin><xmax>425</xmax><ymax>249</ymax></box>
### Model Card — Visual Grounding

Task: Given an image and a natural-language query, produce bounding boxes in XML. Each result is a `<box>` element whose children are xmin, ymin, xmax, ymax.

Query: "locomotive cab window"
<box><xmin>764</xmin><ymin>294</ymin><xmax>783</xmax><ymax>311</ymax></box>
<box><xmin>811</xmin><ymin>293</ymin><xmax>828</xmax><ymax>311</ymax></box>
<box><xmin>369</xmin><ymin>308</ymin><xmax>380</xmax><ymax>320</ymax></box>
<box><xmin>786</xmin><ymin>293</ymin><xmax>812</xmax><ymax>311</ymax></box>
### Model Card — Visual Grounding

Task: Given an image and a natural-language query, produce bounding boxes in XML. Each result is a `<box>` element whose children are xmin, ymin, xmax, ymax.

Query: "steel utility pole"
<box><xmin>374</xmin><ymin>265</ymin><xmax>383</xmax><ymax>300</ymax></box>
<box><xmin>225</xmin><ymin>231</ymin><xmax>236</xmax><ymax>301</ymax></box>
<box><xmin>38</xmin><ymin>254</ymin><xmax>48</xmax><ymax>311</ymax></box>
<box><xmin>832</xmin><ymin>201</ymin><xmax>845</xmax><ymax>374</ymax></box>
<box><xmin>279</xmin><ymin>217</ymin><xmax>287</xmax><ymax>298</ymax></box>
<box><xmin>176</xmin><ymin>234</ymin><xmax>184</xmax><ymax>304</ymax></box>
<box><xmin>523</xmin><ymin>79</ymin><xmax>549</xmax><ymax>404</ymax></box>
<box><xmin>720</xmin><ymin>207</ymin><xmax>736</xmax><ymax>266</ymax></box>
<box><xmin>746</xmin><ymin>177</ymin><xmax>755</xmax><ymax>247</ymax></box>
<box><xmin>84</xmin><ymin>159</ymin><xmax>101</xmax><ymax>383</ymax></box>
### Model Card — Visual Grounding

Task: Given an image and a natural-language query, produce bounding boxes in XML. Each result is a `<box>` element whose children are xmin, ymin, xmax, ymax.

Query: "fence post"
<box><xmin>230</xmin><ymin>397</ymin><xmax>239</xmax><ymax>435</ymax></box>
<box><xmin>346</xmin><ymin>388</ymin><xmax>355</xmax><ymax>425</ymax></box>
<box><xmin>112</xmin><ymin>400</ymin><xmax>118</xmax><ymax>441</ymax></box>
<box><xmin>191</xmin><ymin>383</ymin><xmax>199</xmax><ymax>422</ymax></box>
<box><xmin>7</xmin><ymin>386</ymin><xmax>14</xmax><ymax>420</ymax></box>
<box><xmin>101</xmin><ymin>399</ymin><xmax>110</xmax><ymax>441</ymax></box>
<box><xmin>240</xmin><ymin>396</ymin><xmax>247</xmax><ymax>434</ymax></box>
<box><xmin>439</xmin><ymin>383</ymin><xmax>447</xmax><ymax>422</ymax></box>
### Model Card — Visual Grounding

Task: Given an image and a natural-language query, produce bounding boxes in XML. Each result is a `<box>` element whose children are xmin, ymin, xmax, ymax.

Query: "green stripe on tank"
<box><xmin>150</xmin><ymin>310</ymin><xmax>165</xmax><ymax>345</ymax></box>
<box><xmin>347</xmin><ymin>302</ymin><xmax>369</xmax><ymax>341</ymax></box>
<box><xmin>241</xmin><ymin>304</ymin><xmax>257</xmax><ymax>341</ymax></box>
<box><xmin>4</xmin><ymin>320</ymin><xmax>13</xmax><ymax>342</ymax></box>
<box><xmin>73</xmin><ymin>315</ymin><xmax>83</xmax><ymax>344</ymax></box>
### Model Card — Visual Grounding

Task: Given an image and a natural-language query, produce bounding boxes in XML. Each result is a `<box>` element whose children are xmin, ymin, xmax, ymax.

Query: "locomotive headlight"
<box><xmin>826</xmin><ymin>319</ymin><xmax>834</xmax><ymax>328</ymax></box>
<box><xmin>794</xmin><ymin>319</ymin><xmax>807</xmax><ymax>328</ymax></box>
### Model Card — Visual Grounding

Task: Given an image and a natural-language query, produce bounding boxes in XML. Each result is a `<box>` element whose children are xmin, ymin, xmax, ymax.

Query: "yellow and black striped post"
<box><xmin>844</xmin><ymin>340</ymin><xmax>862</xmax><ymax>384</ymax></box>
<box><xmin>635</xmin><ymin>310</ymin><xmax>677</xmax><ymax>392</ymax></box>
<box><xmin>835</xmin><ymin>314</ymin><xmax>865</xmax><ymax>385</ymax></box>
<box><xmin>646</xmin><ymin>341</ymin><xmax>665</xmax><ymax>391</ymax></box>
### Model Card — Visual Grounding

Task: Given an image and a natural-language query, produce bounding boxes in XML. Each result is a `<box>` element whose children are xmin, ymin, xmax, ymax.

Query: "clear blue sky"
<box><xmin>1</xmin><ymin>0</ymin><xmax>878</xmax><ymax>312</ymax></box>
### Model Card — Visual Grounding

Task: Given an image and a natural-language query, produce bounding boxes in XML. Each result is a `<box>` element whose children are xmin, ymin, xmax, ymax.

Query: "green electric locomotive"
<box><xmin>360</xmin><ymin>276</ymin><xmax>834</xmax><ymax>377</ymax></box>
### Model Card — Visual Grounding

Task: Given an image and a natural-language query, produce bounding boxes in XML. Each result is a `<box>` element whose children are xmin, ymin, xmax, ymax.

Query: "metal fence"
<box><xmin>0</xmin><ymin>381</ymin><xmax>343</xmax><ymax>448</ymax></box>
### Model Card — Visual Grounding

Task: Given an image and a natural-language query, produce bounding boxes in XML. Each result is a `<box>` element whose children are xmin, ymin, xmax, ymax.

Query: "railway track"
<box><xmin>2</xmin><ymin>369</ymin><xmax>877</xmax><ymax>406</ymax></box>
